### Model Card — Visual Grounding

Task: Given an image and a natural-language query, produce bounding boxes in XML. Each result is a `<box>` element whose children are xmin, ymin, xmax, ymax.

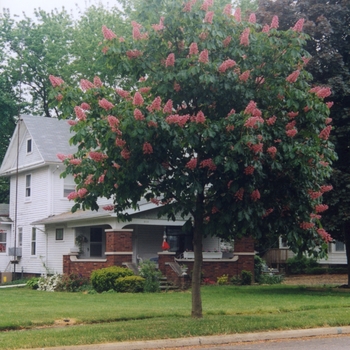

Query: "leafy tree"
<box><xmin>52</xmin><ymin>0</ymin><xmax>335</xmax><ymax>317</ymax></box>
<box><xmin>256</xmin><ymin>0</ymin><xmax>350</xmax><ymax>284</ymax></box>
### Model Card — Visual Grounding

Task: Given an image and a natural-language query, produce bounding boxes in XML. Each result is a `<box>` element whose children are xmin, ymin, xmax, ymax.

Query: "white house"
<box><xmin>0</xmin><ymin>115</ymin><xmax>252</xmax><ymax>282</ymax></box>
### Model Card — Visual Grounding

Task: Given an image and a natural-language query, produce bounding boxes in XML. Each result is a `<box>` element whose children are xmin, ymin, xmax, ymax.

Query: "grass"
<box><xmin>1</xmin><ymin>284</ymin><xmax>350</xmax><ymax>349</ymax></box>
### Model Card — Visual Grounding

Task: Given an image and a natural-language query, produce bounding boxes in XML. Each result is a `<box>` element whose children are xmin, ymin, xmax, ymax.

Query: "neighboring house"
<box><xmin>0</xmin><ymin>115</ymin><xmax>255</xmax><ymax>284</ymax></box>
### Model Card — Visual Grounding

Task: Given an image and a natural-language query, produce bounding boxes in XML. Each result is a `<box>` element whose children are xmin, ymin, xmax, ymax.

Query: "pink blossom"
<box><xmin>116</xmin><ymin>88</ymin><xmax>130</xmax><ymax>98</ymax></box>
<box><xmin>195</xmin><ymin>111</ymin><xmax>206</xmax><ymax>123</ymax></box>
<box><xmin>321</xmin><ymin>185</ymin><xmax>333</xmax><ymax>193</ymax></box>
<box><xmin>200</xmin><ymin>0</ymin><xmax>213</xmax><ymax>11</ymax></box>
<box><xmin>316</xmin><ymin>87</ymin><xmax>331</xmax><ymax>99</ymax></box>
<box><xmin>204</xmin><ymin>11</ymin><xmax>214</xmax><ymax>23</ymax></box>
<box><xmin>67</xmin><ymin>191</ymin><xmax>78</xmax><ymax>200</ymax></box>
<box><xmin>249</xmin><ymin>143</ymin><xmax>263</xmax><ymax>154</ymax></box>
<box><xmin>287</xmin><ymin>111</ymin><xmax>299</xmax><ymax>118</ymax></box>
<box><xmin>89</xmin><ymin>151</ymin><xmax>108</xmax><ymax>162</ymax></box>
<box><xmin>223</xmin><ymin>36</ymin><xmax>231</xmax><ymax>47</ymax></box>
<box><xmin>310</xmin><ymin>213</ymin><xmax>322</xmax><ymax>220</ymax></box>
<box><xmin>163</xmin><ymin>99</ymin><xmax>173</xmax><ymax>114</ymax></box>
<box><xmin>286</xmin><ymin>129</ymin><xmax>298</xmax><ymax>137</ymax></box>
<box><xmin>93</xmin><ymin>76</ymin><xmax>103</xmax><ymax>87</ymax></box>
<box><xmin>57</xmin><ymin>153</ymin><xmax>70</xmax><ymax>161</ymax></box>
<box><xmin>226</xmin><ymin>125</ymin><xmax>235</xmax><ymax>131</ymax></box>
<box><xmin>198</xmin><ymin>49</ymin><xmax>209</xmax><ymax>63</ymax></box>
<box><xmin>240</xmin><ymin>28</ymin><xmax>250</xmax><ymax>46</ymax></box>
<box><xmin>244</xmin><ymin>166</ymin><xmax>255</xmax><ymax>175</ymax></box>
<box><xmin>121</xmin><ymin>148</ymin><xmax>131</xmax><ymax>160</ymax></box>
<box><xmin>49</xmin><ymin>75</ymin><xmax>64</xmax><ymax>87</ymax></box>
<box><xmin>133</xmin><ymin>92</ymin><xmax>144</xmax><ymax>106</ymax></box>
<box><xmin>304</xmin><ymin>106</ymin><xmax>311</xmax><ymax>112</ymax></box>
<box><xmin>302</xmin><ymin>56</ymin><xmax>310</xmax><ymax>65</ymax></box>
<box><xmin>239</xmin><ymin>70</ymin><xmax>250</xmax><ymax>82</ymax></box>
<box><xmin>319</xmin><ymin>161</ymin><xmax>329</xmax><ymax>167</ymax></box>
<box><xmin>80</xmin><ymin>79</ymin><xmax>94</xmax><ymax>91</ymax></box>
<box><xmin>262</xmin><ymin>208</ymin><xmax>274</xmax><ymax>218</ymax></box>
<box><xmin>244</xmin><ymin>116</ymin><xmax>264</xmax><ymax>128</ymax></box>
<box><xmin>134</xmin><ymin>108</ymin><xmax>145</xmax><ymax>120</ymax></box>
<box><xmin>308</xmin><ymin>190</ymin><xmax>323</xmax><ymax>200</ymax></box>
<box><xmin>267</xmin><ymin>146</ymin><xmax>277</xmax><ymax>158</ymax></box>
<box><xmin>77</xmin><ymin>188</ymin><xmax>88</xmax><ymax>198</ymax></box>
<box><xmin>131</xmin><ymin>21</ymin><xmax>143</xmax><ymax>40</ymax></box>
<box><xmin>55</xmin><ymin>94</ymin><xmax>63</xmax><ymax>101</ymax></box>
<box><xmin>319</xmin><ymin>125</ymin><xmax>332</xmax><ymax>140</ymax></box>
<box><xmin>300</xmin><ymin>222</ymin><xmax>315</xmax><ymax>230</ymax></box>
<box><xmin>326</xmin><ymin>102</ymin><xmax>334</xmax><ymax>108</ymax></box>
<box><xmin>317</xmin><ymin>228</ymin><xmax>332</xmax><ymax>242</ymax></box>
<box><xmin>315</xmin><ymin>204</ymin><xmax>329</xmax><ymax>213</ymax></box>
<box><xmin>270</xmin><ymin>15</ymin><xmax>279</xmax><ymax>29</ymax></box>
<box><xmin>139</xmin><ymin>87</ymin><xmax>152</xmax><ymax>94</ymax></box>
<box><xmin>183</xmin><ymin>1</ymin><xmax>192</xmax><ymax>12</ymax></box>
<box><xmin>286</xmin><ymin>70</ymin><xmax>300</xmax><ymax>83</ymax></box>
<box><xmin>102</xmin><ymin>25</ymin><xmax>117</xmax><ymax>40</ymax></box>
<box><xmin>147</xmin><ymin>96</ymin><xmax>162</xmax><ymax>112</ymax></box>
<box><xmin>234</xmin><ymin>8</ymin><xmax>241</xmax><ymax>22</ymax></box>
<box><xmin>235</xmin><ymin>188</ymin><xmax>244</xmax><ymax>201</ymax></box>
<box><xmin>108</xmin><ymin>115</ymin><xmax>120</xmax><ymax>132</ymax></box>
<box><xmin>115</xmin><ymin>138</ymin><xmax>126</xmax><ymax>147</ymax></box>
<box><xmin>199</xmin><ymin>31</ymin><xmax>208</xmax><ymax>40</ymax></box>
<box><xmin>244</xmin><ymin>100</ymin><xmax>257</xmax><ymax>115</ymax></box>
<box><xmin>286</xmin><ymin>120</ymin><xmax>296</xmax><ymax>130</ymax></box>
<box><xmin>98</xmin><ymin>174</ymin><xmax>105</xmax><ymax>183</ymax></box>
<box><xmin>67</xmin><ymin>120</ymin><xmax>77</xmax><ymax>126</ymax></box>
<box><xmin>189</xmin><ymin>42</ymin><xmax>199</xmax><ymax>55</ymax></box>
<box><xmin>166</xmin><ymin>53</ymin><xmax>175</xmax><ymax>67</ymax></box>
<box><xmin>74</xmin><ymin>106</ymin><xmax>86</xmax><ymax>121</ymax></box>
<box><xmin>84</xmin><ymin>174</ymin><xmax>94</xmax><ymax>185</ymax></box>
<box><xmin>248</xmin><ymin>13</ymin><xmax>256</xmax><ymax>23</ymax></box>
<box><xmin>251</xmin><ymin>189</ymin><xmax>260</xmax><ymax>201</ymax></box>
<box><xmin>325</xmin><ymin>118</ymin><xmax>332</xmax><ymax>125</ymax></box>
<box><xmin>266</xmin><ymin>116</ymin><xmax>277</xmax><ymax>125</ymax></box>
<box><xmin>103</xmin><ymin>205</ymin><xmax>115</xmax><ymax>211</ymax></box>
<box><xmin>152</xmin><ymin>17</ymin><xmax>165</xmax><ymax>31</ymax></box>
<box><xmin>80</xmin><ymin>102</ymin><xmax>91</xmax><ymax>110</ymax></box>
<box><xmin>166</xmin><ymin>114</ymin><xmax>190</xmax><ymax>127</ymax></box>
<box><xmin>148</xmin><ymin>120</ymin><xmax>158</xmax><ymax>128</ymax></box>
<box><xmin>126</xmin><ymin>50</ymin><xmax>143</xmax><ymax>59</ymax></box>
<box><xmin>292</xmin><ymin>18</ymin><xmax>305</xmax><ymax>32</ymax></box>
<box><xmin>99</xmin><ymin>98</ymin><xmax>114</xmax><ymax>110</ymax></box>
<box><xmin>227</xmin><ymin>109</ymin><xmax>235</xmax><ymax>117</ymax></box>
<box><xmin>200</xmin><ymin>158</ymin><xmax>217</xmax><ymax>171</ymax></box>
<box><xmin>218</xmin><ymin>59</ymin><xmax>236</xmax><ymax>73</ymax></box>
<box><xmin>223</xmin><ymin>4</ymin><xmax>232</xmax><ymax>16</ymax></box>
<box><xmin>143</xmin><ymin>142</ymin><xmax>153</xmax><ymax>154</ymax></box>
<box><xmin>262</xmin><ymin>25</ymin><xmax>270</xmax><ymax>33</ymax></box>
<box><xmin>186</xmin><ymin>158</ymin><xmax>198</xmax><ymax>170</ymax></box>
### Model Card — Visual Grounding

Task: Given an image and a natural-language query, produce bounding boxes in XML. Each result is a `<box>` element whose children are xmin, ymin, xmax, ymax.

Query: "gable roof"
<box><xmin>0</xmin><ymin>115</ymin><xmax>77</xmax><ymax>176</ymax></box>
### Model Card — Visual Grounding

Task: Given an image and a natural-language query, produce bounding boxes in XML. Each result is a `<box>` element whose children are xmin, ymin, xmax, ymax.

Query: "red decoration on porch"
<box><xmin>162</xmin><ymin>240</ymin><xmax>170</xmax><ymax>250</ymax></box>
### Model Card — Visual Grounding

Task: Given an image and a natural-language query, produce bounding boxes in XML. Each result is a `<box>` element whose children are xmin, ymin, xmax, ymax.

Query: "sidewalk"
<box><xmin>30</xmin><ymin>326</ymin><xmax>350</xmax><ymax>350</ymax></box>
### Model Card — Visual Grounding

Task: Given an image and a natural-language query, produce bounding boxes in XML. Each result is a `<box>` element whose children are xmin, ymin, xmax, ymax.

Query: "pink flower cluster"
<box><xmin>163</xmin><ymin>99</ymin><xmax>173</xmax><ymax>114</ymax></box>
<box><xmin>99</xmin><ymin>98</ymin><xmax>114</xmax><ymax>110</ymax></box>
<box><xmin>116</xmin><ymin>88</ymin><xmax>130</xmax><ymax>99</ymax></box>
<box><xmin>251</xmin><ymin>189</ymin><xmax>261</xmax><ymax>201</ymax></box>
<box><xmin>320</xmin><ymin>185</ymin><xmax>333</xmax><ymax>193</ymax></box>
<box><xmin>115</xmin><ymin>138</ymin><xmax>126</xmax><ymax>147</ymax></box>
<box><xmin>266</xmin><ymin>116</ymin><xmax>277</xmax><ymax>125</ymax></box>
<box><xmin>234</xmin><ymin>8</ymin><xmax>241</xmax><ymax>22</ymax></box>
<box><xmin>80</xmin><ymin>79</ymin><xmax>94</xmax><ymax>91</ymax></box>
<box><xmin>89</xmin><ymin>152</ymin><xmax>108</xmax><ymax>162</ymax></box>
<box><xmin>288</xmin><ymin>111</ymin><xmax>299</xmax><ymax>118</ymax></box>
<box><xmin>147</xmin><ymin>96</ymin><xmax>162</xmax><ymax>112</ymax></box>
<box><xmin>270</xmin><ymin>15</ymin><xmax>279</xmax><ymax>29</ymax></box>
<box><xmin>248</xmin><ymin>13</ymin><xmax>256</xmax><ymax>23</ymax></box>
<box><xmin>309</xmin><ymin>86</ymin><xmax>331</xmax><ymax>99</ymax></box>
<box><xmin>244</xmin><ymin>166</ymin><xmax>255</xmax><ymax>175</ymax></box>
<box><xmin>143</xmin><ymin>142</ymin><xmax>153</xmax><ymax>154</ymax></box>
<box><xmin>93</xmin><ymin>76</ymin><xmax>103</xmax><ymax>87</ymax></box>
<box><xmin>193</xmin><ymin>111</ymin><xmax>206</xmax><ymax>123</ymax></box>
<box><xmin>189</xmin><ymin>42</ymin><xmax>199</xmax><ymax>55</ymax></box>
<box><xmin>57</xmin><ymin>153</ymin><xmax>72</xmax><ymax>161</ymax></box>
<box><xmin>102</xmin><ymin>205</ymin><xmax>115</xmax><ymax>211</ymax></box>
<box><xmin>267</xmin><ymin>146</ymin><xmax>277</xmax><ymax>158</ymax></box>
<box><xmin>186</xmin><ymin>158</ymin><xmax>198</xmax><ymax>170</ymax></box>
<box><xmin>223</xmin><ymin>36</ymin><xmax>231</xmax><ymax>47</ymax></box>
<box><xmin>286</xmin><ymin>70</ymin><xmax>300</xmax><ymax>83</ymax></box>
<box><xmin>69</xmin><ymin>158</ymin><xmax>82</xmax><ymax>165</ymax></box>
<box><xmin>200</xmin><ymin>158</ymin><xmax>217</xmax><ymax>171</ymax></box>
<box><xmin>240</xmin><ymin>28</ymin><xmax>250</xmax><ymax>46</ymax></box>
<box><xmin>300</xmin><ymin>222</ymin><xmax>315</xmax><ymax>230</ymax></box>
<box><xmin>152</xmin><ymin>17</ymin><xmax>165</xmax><ymax>31</ymax></box>
<box><xmin>308</xmin><ymin>190</ymin><xmax>322</xmax><ymax>200</ymax></box>
<box><xmin>132</xmin><ymin>21</ymin><xmax>148</xmax><ymax>40</ymax></box>
<box><xmin>49</xmin><ymin>75</ymin><xmax>64</xmax><ymax>87</ymax></box>
<box><xmin>166</xmin><ymin>53</ymin><xmax>175</xmax><ymax>67</ymax></box>
<box><xmin>292</xmin><ymin>18</ymin><xmax>305</xmax><ymax>32</ymax></box>
<box><xmin>223</xmin><ymin>4</ymin><xmax>232</xmax><ymax>16</ymax></box>
<box><xmin>286</xmin><ymin>129</ymin><xmax>298</xmax><ymax>137</ymax></box>
<box><xmin>133</xmin><ymin>92</ymin><xmax>144</xmax><ymax>106</ymax></box>
<box><xmin>262</xmin><ymin>208</ymin><xmax>273</xmax><ymax>218</ymax></box>
<box><xmin>244</xmin><ymin>116</ymin><xmax>264</xmax><ymax>128</ymax></box>
<box><xmin>198</xmin><ymin>49</ymin><xmax>209</xmax><ymax>63</ymax></box>
<box><xmin>134</xmin><ymin>108</ymin><xmax>145</xmax><ymax>120</ymax></box>
<box><xmin>108</xmin><ymin>115</ymin><xmax>120</xmax><ymax>133</ymax></box>
<box><xmin>102</xmin><ymin>25</ymin><xmax>117</xmax><ymax>40</ymax></box>
<box><xmin>121</xmin><ymin>148</ymin><xmax>131</xmax><ymax>160</ymax></box>
<box><xmin>126</xmin><ymin>50</ymin><xmax>143</xmax><ymax>59</ymax></box>
<box><xmin>317</xmin><ymin>228</ymin><xmax>332</xmax><ymax>243</ymax></box>
<box><xmin>315</xmin><ymin>204</ymin><xmax>329</xmax><ymax>213</ymax></box>
<box><xmin>319</xmin><ymin>125</ymin><xmax>332</xmax><ymax>140</ymax></box>
<box><xmin>286</xmin><ymin>120</ymin><xmax>296</xmax><ymax>130</ymax></box>
<box><xmin>235</xmin><ymin>188</ymin><xmax>244</xmax><ymax>201</ymax></box>
<box><xmin>81</xmin><ymin>102</ymin><xmax>90</xmax><ymax>110</ymax></box>
<box><xmin>166</xmin><ymin>114</ymin><xmax>190</xmax><ymax>127</ymax></box>
<box><xmin>74</xmin><ymin>106</ymin><xmax>86</xmax><ymax>121</ymax></box>
<box><xmin>239</xmin><ymin>70</ymin><xmax>250</xmax><ymax>82</ymax></box>
<box><xmin>218</xmin><ymin>59</ymin><xmax>236</xmax><ymax>73</ymax></box>
<box><xmin>204</xmin><ymin>11</ymin><xmax>214</xmax><ymax>24</ymax></box>
<box><xmin>201</xmin><ymin>0</ymin><xmax>213</xmax><ymax>11</ymax></box>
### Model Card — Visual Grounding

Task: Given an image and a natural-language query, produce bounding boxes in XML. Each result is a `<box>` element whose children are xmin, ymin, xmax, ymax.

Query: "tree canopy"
<box><xmin>52</xmin><ymin>0</ymin><xmax>336</xmax><ymax>316</ymax></box>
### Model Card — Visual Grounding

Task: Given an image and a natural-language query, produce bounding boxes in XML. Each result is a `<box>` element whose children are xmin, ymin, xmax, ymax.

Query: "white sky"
<box><xmin>0</xmin><ymin>0</ymin><xmax>118</xmax><ymax>18</ymax></box>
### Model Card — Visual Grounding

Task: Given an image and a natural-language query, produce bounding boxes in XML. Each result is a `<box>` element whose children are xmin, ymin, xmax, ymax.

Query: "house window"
<box><xmin>18</xmin><ymin>227</ymin><xmax>23</xmax><ymax>247</ymax></box>
<box><xmin>90</xmin><ymin>228</ymin><xmax>103</xmax><ymax>257</ymax></box>
<box><xmin>56</xmin><ymin>228</ymin><xmax>64</xmax><ymax>241</ymax></box>
<box><xmin>63</xmin><ymin>175</ymin><xmax>75</xmax><ymax>198</ymax></box>
<box><xmin>25</xmin><ymin>174</ymin><xmax>31</xmax><ymax>198</ymax></box>
<box><xmin>31</xmin><ymin>228</ymin><xmax>36</xmax><ymax>255</ymax></box>
<box><xmin>26</xmin><ymin>139</ymin><xmax>32</xmax><ymax>153</ymax></box>
<box><xmin>0</xmin><ymin>230</ymin><xmax>6</xmax><ymax>253</ymax></box>
<box><xmin>335</xmin><ymin>240</ymin><xmax>345</xmax><ymax>252</ymax></box>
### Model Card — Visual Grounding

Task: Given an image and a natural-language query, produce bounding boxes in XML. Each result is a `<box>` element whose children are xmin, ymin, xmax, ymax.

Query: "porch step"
<box><xmin>122</xmin><ymin>262</ymin><xmax>139</xmax><ymax>275</ymax></box>
<box><xmin>159</xmin><ymin>277</ymin><xmax>179</xmax><ymax>291</ymax></box>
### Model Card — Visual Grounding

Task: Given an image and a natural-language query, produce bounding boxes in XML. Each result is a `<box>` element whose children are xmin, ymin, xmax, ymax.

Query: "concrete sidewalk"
<box><xmin>31</xmin><ymin>326</ymin><xmax>350</xmax><ymax>350</ymax></box>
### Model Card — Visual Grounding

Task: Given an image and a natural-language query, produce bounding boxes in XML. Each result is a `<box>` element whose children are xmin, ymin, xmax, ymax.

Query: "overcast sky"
<box><xmin>0</xmin><ymin>0</ymin><xmax>118</xmax><ymax>18</ymax></box>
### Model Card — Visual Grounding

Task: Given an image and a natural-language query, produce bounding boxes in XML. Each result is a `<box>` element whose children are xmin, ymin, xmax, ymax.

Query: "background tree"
<box><xmin>256</xmin><ymin>0</ymin><xmax>350</xmax><ymax>284</ymax></box>
<box><xmin>53</xmin><ymin>0</ymin><xmax>335</xmax><ymax>317</ymax></box>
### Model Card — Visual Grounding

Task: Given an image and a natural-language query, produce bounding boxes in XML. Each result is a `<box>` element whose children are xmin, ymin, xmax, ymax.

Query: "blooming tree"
<box><xmin>51</xmin><ymin>0</ymin><xmax>336</xmax><ymax>317</ymax></box>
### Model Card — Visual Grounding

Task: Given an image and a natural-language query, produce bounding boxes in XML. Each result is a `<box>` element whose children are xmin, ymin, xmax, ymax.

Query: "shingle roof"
<box><xmin>21</xmin><ymin>115</ymin><xmax>77</xmax><ymax>162</ymax></box>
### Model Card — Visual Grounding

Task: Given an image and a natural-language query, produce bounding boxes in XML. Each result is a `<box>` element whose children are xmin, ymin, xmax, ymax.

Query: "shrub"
<box><xmin>241</xmin><ymin>270</ymin><xmax>252</xmax><ymax>285</ymax></box>
<box><xmin>254</xmin><ymin>255</ymin><xmax>265</xmax><ymax>283</ymax></box>
<box><xmin>286</xmin><ymin>256</ymin><xmax>318</xmax><ymax>274</ymax></box>
<box><xmin>304</xmin><ymin>267</ymin><xmax>327</xmax><ymax>275</ymax></box>
<box><xmin>90</xmin><ymin>266</ymin><xmax>134</xmax><ymax>293</ymax></box>
<box><xmin>217</xmin><ymin>274</ymin><xmax>229</xmax><ymax>285</ymax></box>
<box><xmin>203</xmin><ymin>278</ymin><xmax>216</xmax><ymax>285</ymax></box>
<box><xmin>56</xmin><ymin>273</ymin><xmax>90</xmax><ymax>292</ymax></box>
<box><xmin>26</xmin><ymin>277</ymin><xmax>40</xmax><ymax>290</ymax></box>
<box><xmin>230</xmin><ymin>275</ymin><xmax>242</xmax><ymax>285</ymax></box>
<box><xmin>138</xmin><ymin>260</ymin><xmax>162</xmax><ymax>293</ymax></box>
<box><xmin>259</xmin><ymin>274</ymin><xmax>284</xmax><ymax>284</ymax></box>
<box><xmin>37</xmin><ymin>274</ymin><xmax>62</xmax><ymax>292</ymax></box>
<box><xmin>114</xmin><ymin>275</ymin><xmax>145</xmax><ymax>293</ymax></box>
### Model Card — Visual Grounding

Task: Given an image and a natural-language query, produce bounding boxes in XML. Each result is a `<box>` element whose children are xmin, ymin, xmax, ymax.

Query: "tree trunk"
<box><xmin>343</xmin><ymin>223</ymin><xmax>350</xmax><ymax>287</ymax></box>
<box><xmin>191</xmin><ymin>193</ymin><xmax>204</xmax><ymax>318</ymax></box>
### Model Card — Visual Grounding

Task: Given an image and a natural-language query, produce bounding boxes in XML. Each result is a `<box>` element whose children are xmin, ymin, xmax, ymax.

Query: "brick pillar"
<box><xmin>158</xmin><ymin>251</ymin><xmax>176</xmax><ymax>276</ymax></box>
<box><xmin>234</xmin><ymin>236</ymin><xmax>255</xmax><ymax>281</ymax></box>
<box><xmin>105</xmin><ymin>229</ymin><xmax>133</xmax><ymax>252</ymax></box>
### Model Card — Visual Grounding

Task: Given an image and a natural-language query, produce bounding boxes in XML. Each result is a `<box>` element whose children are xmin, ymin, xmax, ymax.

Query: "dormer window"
<box><xmin>26</xmin><ymin>139</ymin><xmax>32</xmax><ymax>154</ymax></box>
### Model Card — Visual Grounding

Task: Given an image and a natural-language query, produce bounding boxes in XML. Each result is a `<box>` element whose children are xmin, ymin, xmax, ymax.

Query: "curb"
<box><xmin>31</xmin><ymin>326</ymin><xmax>350</xmax><ymax>350</ymax></box>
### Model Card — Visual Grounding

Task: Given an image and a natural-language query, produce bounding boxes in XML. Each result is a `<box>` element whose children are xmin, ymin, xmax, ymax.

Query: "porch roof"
<box><xmin>0</xmin><ymin>216</ymin><xmax>12</xmax><ymax>224</ymax></box>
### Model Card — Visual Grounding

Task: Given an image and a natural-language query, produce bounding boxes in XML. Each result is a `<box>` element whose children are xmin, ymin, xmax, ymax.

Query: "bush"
<box><xmin>259</xmin><ymin>274</ymin><xmax>284</xmax><ymax>284</ymax></box>
<box><xmin>56</xmin><ymin>273</ymin><xmax>90</xmax><ymax>292</ymax></box>
<box><xmin>114</xmin><ymin>275</ymin><xmax>145</xmax><ymax>293</ymax></box>
<box><xmin>37</xmin><ymin>274</ymin><xmax>62</xmax><ymax>292</ymax></box>
<box><xmin>138</xmin><ymin>260</ymin><xmax>162</xmax><ymax>293</ymax></box>
<box><xmin>90</xmin><ymin>266</ymin><xmax>134</xmax><ymax>293</ymax></box>
<box><xmin>254</xmin><ymin>255</ymin><xmax>265</xmax><ymax>283</ymax></box>
<box><xmin>304</xmin><ymin>267</ymin><xmax>327</xmax><ymax>275</ymax></box>
<box><xmin>26</xmin><ymin>277</ymin><xmax>40</xmax><ymax>290</ymax></box>
<box><xmin>286</xmin><ymin>256</ymin><xmax>318</xmax><ymax>274</ymax></box>
<box><xmin>217</xmin><ymin>274</ymin><xmax>229</xmax><ymax>285</ymax></box>
<box><xmin>241</xmin><ymin>270</ymin><xmax>252</xmax><ymax>285</ymax></box>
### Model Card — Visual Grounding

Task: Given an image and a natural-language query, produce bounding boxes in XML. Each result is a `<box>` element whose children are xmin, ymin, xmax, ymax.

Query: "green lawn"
<box><xmin>1</xmin><ymin>285</ymin><xmax>350</xmax><ymax>349</ymax></box>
